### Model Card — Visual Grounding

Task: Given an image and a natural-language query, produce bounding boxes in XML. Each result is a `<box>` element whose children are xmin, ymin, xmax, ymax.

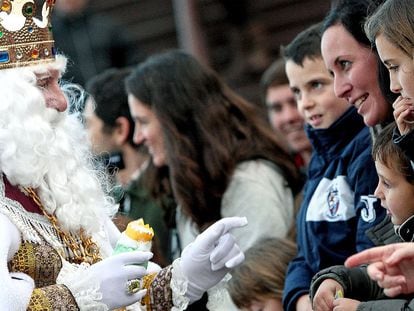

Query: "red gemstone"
<box><xmin>31</xmin><ymin>49</ymin><xmax>39</xmax><ymax>59</ymax></box>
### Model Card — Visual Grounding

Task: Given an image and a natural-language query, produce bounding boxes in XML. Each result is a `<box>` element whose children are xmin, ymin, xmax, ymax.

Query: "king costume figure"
<box><xmin>0</xmin><ymin>1</ymin><xmax>247</xmax><ymax>310</ymax></box>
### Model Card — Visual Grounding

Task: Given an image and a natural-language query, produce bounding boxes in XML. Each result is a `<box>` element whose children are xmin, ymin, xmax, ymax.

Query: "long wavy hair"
<box><xmin>365</xmin><ymin>0</ymin><xmax>414</xmax><ymax>58</ymax></box>
<box><xmin>126</xmin><ymin>50</ymin><xmax>302</xmax><ymax>230</ymax></box>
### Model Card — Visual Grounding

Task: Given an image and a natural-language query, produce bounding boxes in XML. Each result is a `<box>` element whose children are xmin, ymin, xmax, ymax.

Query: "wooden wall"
<box><xmin>88</xmin><ymin>0</ymin><xmax>331</xmax><ymax>104</ymax></box>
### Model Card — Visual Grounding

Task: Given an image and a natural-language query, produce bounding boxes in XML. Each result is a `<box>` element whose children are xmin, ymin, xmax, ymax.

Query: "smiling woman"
<box><xmin>128</xmin><ymin>94</ymin><xmax>166</xmax><ymax>167</ymax></box>
<box><xmin>320</xmin><ymin>0</ymin><xmax>396</xmax><ymax>130</ymax></box>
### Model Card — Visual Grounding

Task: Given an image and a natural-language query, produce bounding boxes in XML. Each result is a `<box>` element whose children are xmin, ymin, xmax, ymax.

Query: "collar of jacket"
<box><xmin>306</xmin><ymin>107</ymin><xmax>366</xmax><ymax>157</ymax></box>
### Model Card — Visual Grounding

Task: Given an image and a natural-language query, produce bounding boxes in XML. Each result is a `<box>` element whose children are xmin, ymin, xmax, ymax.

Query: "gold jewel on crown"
<box><xmin>0</xmin><ymin>0</ymin><xmax>56</xmax><ymax>69</ymax></box>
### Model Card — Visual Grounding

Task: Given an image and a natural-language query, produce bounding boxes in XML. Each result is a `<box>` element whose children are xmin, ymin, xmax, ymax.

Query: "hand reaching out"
<box><xmin>345</xmin><ymin>243</ymin><xmax>414</xmax><ymax>297</ymax></box>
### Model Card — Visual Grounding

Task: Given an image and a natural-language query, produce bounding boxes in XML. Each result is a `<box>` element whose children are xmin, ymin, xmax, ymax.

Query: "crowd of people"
<box><xmin>2</xmin><ymin>0</ymin><xmax>414</xmax><ymax>310</ymax></box>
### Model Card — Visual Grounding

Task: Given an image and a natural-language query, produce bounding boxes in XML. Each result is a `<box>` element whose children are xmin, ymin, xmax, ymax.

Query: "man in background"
<box><xmin>260</xmin><ymin>57</ymin><xmax>312</xmax><ymax>173</ymax></box>
<box><xmin>84</xmin><ymin>67</ymin><xmax>170</xmax><ymax>265</ymax></box>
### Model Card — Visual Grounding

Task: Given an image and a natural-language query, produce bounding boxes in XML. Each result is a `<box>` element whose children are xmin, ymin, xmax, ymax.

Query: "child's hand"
<box><xmin>393</xmin><ymin>96</ymin><xmax>414</xmax><ymax>135</ymax></box>
<box><xmin>312</xmin><ymin>279</ymin><xmax>343</xmax><ymax>311</ymax></box>
<box><xmin>332</xmin><ymin>297</ymin><xmax>360</xmax><ymax>311</ymax></box>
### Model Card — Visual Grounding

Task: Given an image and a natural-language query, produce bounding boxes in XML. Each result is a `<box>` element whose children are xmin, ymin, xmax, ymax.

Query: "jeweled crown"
<box><xmin>0</xmin><ymin>0</ymin><xmax>56</xmax><ymax>69</ymax></box>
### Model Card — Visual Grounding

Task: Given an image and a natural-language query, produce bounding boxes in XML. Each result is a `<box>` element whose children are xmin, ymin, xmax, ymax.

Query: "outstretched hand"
<box><xmin>180</xmin><ymin>216</ymin><xmax>248</xmax><ymax>303</ymax></box>
<box><xmin>345</xmin><ymin>243</ymin><xmax>414</xmax><ymax>297</ymax></box>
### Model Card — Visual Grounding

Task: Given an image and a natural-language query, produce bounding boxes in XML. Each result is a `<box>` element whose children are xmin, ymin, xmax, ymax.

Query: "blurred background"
<box><xmin>53</xmin><ymin>0</ymin><xmax>330</xmax><ymax>105</ymax></box>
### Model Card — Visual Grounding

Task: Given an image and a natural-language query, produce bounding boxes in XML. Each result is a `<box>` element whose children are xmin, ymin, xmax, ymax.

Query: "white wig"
<box><xmin>0</xmin><ymin>55</ymin><xmax>117</xmax><ymax>233</ymax></box>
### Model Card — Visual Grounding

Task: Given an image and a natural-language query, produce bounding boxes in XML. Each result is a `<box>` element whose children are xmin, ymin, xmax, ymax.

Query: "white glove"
<box><xmin>180</xmin><ymin>216</ymin><xmax>248</xmax><ymax>303</ymax></box>
<box><xmin>85</xmin><ymin>251</ymin><xmax>152</xmax><ymax>309</ymax></box>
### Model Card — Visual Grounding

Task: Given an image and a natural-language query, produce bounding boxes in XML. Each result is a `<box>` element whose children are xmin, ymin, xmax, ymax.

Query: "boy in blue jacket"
<box><xmin>281</xmin><ymin>22</ymin><xmax>387</xmax><ymax>311</ymax></box>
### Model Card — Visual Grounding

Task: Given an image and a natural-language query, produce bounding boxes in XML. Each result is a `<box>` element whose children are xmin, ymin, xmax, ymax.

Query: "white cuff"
<box><xmin>206</xmin><ymin>274</ymin><xmax>233</xmax><ymax>311</ymax></box>
<box><xmin>170</xmin><ymin>258</ymin><xmax>191</xmax><ymax>311</ymax></box>
<box><xmin>56</xmin><ymin>260</ymin><xmax>108</xmax><ymax>311</ymax></box>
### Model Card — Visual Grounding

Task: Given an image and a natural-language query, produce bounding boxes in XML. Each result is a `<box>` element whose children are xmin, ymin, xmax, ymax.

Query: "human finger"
<box><xmin>392</xmin><ymin>95</ymin><xmax>405</xmax><ymax>110</ymax></box>
<box><xmin>312</xmin><ymin>293</ymin><xmax>334</xmax><ymax>311</ymax></box>
<box><xmin>195</xmin><ymin>217</ymin><xmax>247</xmax><ymax>251</ymax></box>
<box><xmin>377</xmin><ymin>275</ymin><xmax>406</xmax><ymax>290</ymax></box>
<box><xmin>366</xmin><ymin>262</ymin><xmax>386</xmax><ymax>281</ymax></box>
<box><xmin>384</xmin><ymin>285</ymin><xmax>403</xmax><ymax>297</ymax></box>
<box><xmin>116</xmin><ymin>251</ymin><xmax>153</xmax><ymax>266</ymax></box>
<box><xmin>123</xmin><ymin>264</ymin><xmax>148</xmax><ymax>279</ymax></box>
<box><xmin>386</xmin><ymin>243</ymin><xmax>414</xmax><ymax>265</ymax></box>
<box><xmin>345</xmin><ymin>247</ymin><xmax>388</xmax><ymax>267</ymax></box>
<box><xmin>210</xmin><ymin>233</ymin><xmax>243</xmax><ymax>270</ymax></box>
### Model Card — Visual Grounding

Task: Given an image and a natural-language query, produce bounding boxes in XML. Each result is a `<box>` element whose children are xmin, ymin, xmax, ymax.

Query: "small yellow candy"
<box><xmin>335</xmin><ymin>289</ymin><xmax>344</xmax><ymax>299</ymax></box>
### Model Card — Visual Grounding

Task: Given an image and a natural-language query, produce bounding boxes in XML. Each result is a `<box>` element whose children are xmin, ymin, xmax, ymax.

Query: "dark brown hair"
<box><xmin>126</xmin><ymin>50</ymin><xmax>302</xmax><ymax>230</ymax></box>
<box><xmin>260</xmin><ymin>58</ymin><xmax>289</xmax><ymax>105</ymax></box>
<box><xmin>372</xmin><ymin>122</ymin><xmax>414</xmax><ymax>184</ymax></box>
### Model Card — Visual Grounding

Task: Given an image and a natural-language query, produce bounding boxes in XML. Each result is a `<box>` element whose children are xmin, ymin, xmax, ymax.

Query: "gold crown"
<box><xmin>0</xmin><ymin>0</ymin><xmax>56</xmax><ymax>69</ymax></box>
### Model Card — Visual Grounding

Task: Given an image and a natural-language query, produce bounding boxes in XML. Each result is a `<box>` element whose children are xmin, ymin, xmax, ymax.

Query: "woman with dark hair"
<box><xmin>125</xmin><ymin>50</ymin><xmax>302</xmax><ymax>309</ymax></box>
<box><xmin>321</xmin><ymin>0</ymin><xmax>397</xmax><ymax>134</ymax></box>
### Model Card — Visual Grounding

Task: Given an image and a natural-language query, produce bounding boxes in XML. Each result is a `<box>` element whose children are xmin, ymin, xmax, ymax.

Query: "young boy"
<box><xmin>281</xmin><ymin>22</ymin><xmax>387</xmax><ymax>311</ymax></box>
<box><xmin>310</xmin><ymin>123</ymin><xmax>414</xmax><ymax>310</ymax></box>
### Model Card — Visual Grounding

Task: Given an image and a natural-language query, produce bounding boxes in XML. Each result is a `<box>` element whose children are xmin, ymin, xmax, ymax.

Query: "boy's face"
<box><xmin>374</xmin><ymin>160</ymin><xmax>414</xmax><ymax>225</ymax></box>
<box><xmin>285</xmin><ymin>57</ymin><xmax>350</xmax><ymax>129</ymax></box>
<box><xmin>244</xmin><ymin>298</ymin><xmax>283</xmax><ymax>311</ymax></box>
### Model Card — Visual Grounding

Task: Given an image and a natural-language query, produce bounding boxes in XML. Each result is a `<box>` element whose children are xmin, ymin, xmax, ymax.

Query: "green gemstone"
<box><xmin>25</xmin><ymin>5</ymin><xmax>33</xmax><ymax>15</ymax></box>
<box><xmin>0</xmin><ymin>32</ymin><xmax>3</xmax><ymax>38</ymax></box>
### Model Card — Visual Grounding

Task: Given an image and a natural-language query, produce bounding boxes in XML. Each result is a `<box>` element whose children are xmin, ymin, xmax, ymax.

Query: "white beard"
<box><xmin>0</xmin><ymin>63</ymin><xmax>117</xmax><ymax>233</ymax></box>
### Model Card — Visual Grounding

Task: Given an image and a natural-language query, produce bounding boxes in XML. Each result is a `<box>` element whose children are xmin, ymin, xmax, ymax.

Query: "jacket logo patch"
<box><xmin>327</xmin><ymin>183</ymin><xmax>340</xmax><ymax>218</ymax></box>
<box><xmin>306</xmin><ymin>176</ymin><xmax>356</xmax><ymax>222</ymax></box>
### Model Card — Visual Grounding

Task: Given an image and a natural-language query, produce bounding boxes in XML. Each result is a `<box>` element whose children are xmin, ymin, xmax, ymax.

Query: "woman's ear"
<box><xmin>113</xmin><ymin>116</ymin><xmax>131</xmax><ymax>145</ymax></box>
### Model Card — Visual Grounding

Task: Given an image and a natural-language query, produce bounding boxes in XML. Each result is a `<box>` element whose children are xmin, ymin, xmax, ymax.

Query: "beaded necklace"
<box><xmin>24</xmin><ymin>187</ymin><xmax>101</xmax><ymax>264</ymax></box>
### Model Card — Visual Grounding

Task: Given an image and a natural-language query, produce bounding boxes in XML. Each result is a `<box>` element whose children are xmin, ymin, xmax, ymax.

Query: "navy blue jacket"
<box><xmin>283</xmin><ymin>107</ymin><xmax>387</xmax><ymax>311</ymax></box>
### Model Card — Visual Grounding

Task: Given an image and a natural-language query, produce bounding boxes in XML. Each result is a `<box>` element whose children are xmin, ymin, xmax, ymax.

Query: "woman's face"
<box><xmin>376</xmin><ymin>33</ymin><xmax>414</xmax><ymax>100</ymax></box>
<box><xmin>321</xmin><ymin>24</ymin><xmax>391</xmax><ymax>127</ymax></box>
<box><xmin>128</xmin><ymin>94</ymin><xmax>167</xmax><ymax>167</ymax></box>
